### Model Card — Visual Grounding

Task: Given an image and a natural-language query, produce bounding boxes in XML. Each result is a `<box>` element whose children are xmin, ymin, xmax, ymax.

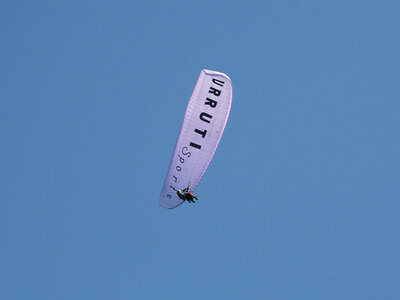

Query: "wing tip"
<box><xmin>201</xmin><ymin>69</ymin><xmax>232</xmax><ymax>86</ymax></box>
<box><xmin>159</xmin><ymin>198</ymin><xmax>184</xmax><ymax>209</ymax></box>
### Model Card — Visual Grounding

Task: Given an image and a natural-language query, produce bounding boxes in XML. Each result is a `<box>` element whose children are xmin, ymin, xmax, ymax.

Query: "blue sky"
<box><xmin>1</xmin><ymin>2</ymin><xmax>399</xmax><ymax>299</ymax></box>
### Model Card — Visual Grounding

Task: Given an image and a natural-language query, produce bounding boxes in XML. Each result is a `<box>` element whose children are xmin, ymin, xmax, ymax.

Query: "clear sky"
<box><xmin>1</xmin><ymin>2</ymin><xmax>399</xmax><ymax>300</ymax></box>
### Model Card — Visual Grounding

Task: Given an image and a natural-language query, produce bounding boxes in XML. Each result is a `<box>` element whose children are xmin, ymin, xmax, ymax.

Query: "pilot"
<box><xmin>177</xmin><ymin>189</ymin><xmax>198</xmax><ymax>203</ymax></box>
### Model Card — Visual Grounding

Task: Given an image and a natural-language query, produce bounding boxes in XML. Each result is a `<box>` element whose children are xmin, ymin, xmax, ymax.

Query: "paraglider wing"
<box><xmin>159</xmin><ymin>69</ymin><xmax>233</xmax><ymax>209</ymax></box>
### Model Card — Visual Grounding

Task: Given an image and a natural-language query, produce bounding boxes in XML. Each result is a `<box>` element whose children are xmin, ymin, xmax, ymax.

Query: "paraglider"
<box><xmin>159</xmin><ymin>69</ymin><xmax>233</xmax><ymax>209</ymax></box>
<box><xmin>177</xmin><ymin>188</ymin><xmax>198</xmax><ymax>203</ymax></box>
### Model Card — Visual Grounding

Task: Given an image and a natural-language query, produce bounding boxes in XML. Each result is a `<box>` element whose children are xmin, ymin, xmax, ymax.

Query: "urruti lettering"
<box><xmin>190</xmin><ymin>78</ymin><xmax>225</xmax><ymax>150</ymax></box>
